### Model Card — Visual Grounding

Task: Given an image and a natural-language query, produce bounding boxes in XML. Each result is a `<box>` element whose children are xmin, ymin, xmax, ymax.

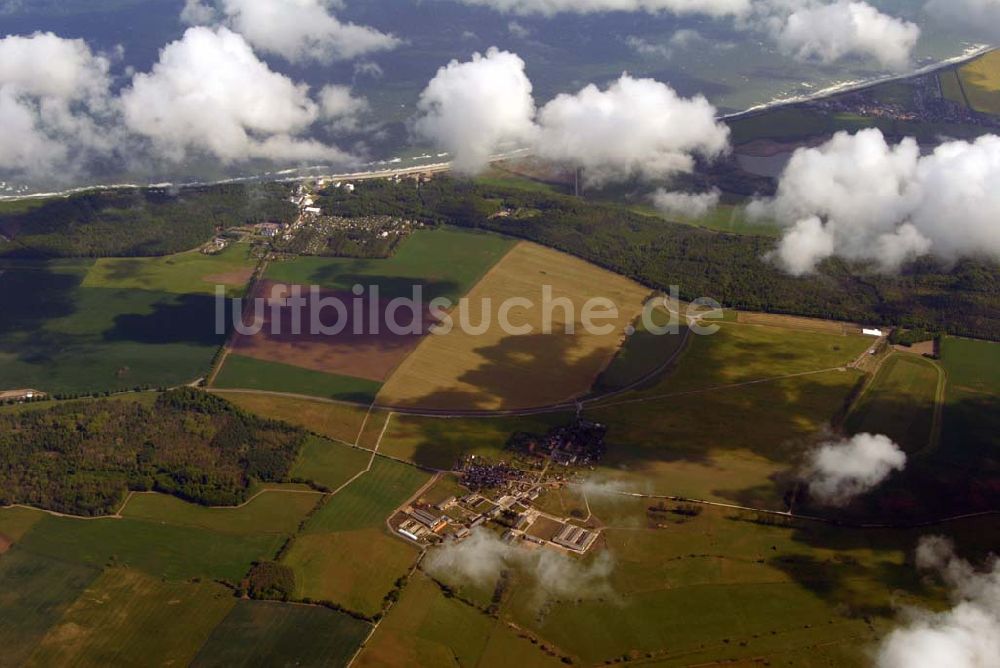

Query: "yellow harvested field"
<box><xmin>376</xmin><ymin>242</ymin><xmax>649</xmax><ymax>411</ymax></box>
<box><xmin>959</xmin><ymin>50</ymin><xmax>1000</xmax><ymax>115</ymax></box>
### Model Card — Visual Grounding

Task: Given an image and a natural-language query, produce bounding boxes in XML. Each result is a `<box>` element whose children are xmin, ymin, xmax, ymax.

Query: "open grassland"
<box><xmin>213</xmin><ymin>354</ymin><xmax>382</xmax><ymax>403</ymax></box>
<box><xmin>192</xmin><ymin>600</ymin><xmax>370</xmax><ymax>668</ymax></box>
<box><xmin>16</xmin><ymin>515</ymin><xmax>283</xmax><ymax>582</ymax></box>
<box><xmin>377</xmin><ymin>242</ymin><xmax>649</xmax><ymax>411</ymax></box>
<box><xmin>736</xmin><ymin>311</ymin><xmax>860</xmax><ymax>335</ymax></box>
<box><xmin>26</xmin><ymin>568</ymin><xmax>234</xmax><ymax>668</ymax></box>
<box><xmin>121</xmin><ymin>489</ymin><xmax>321</xmax><ymax>535</ymax></box>
<box><xmin>583</xmin><ymin>323</ymin><xmax>870</xmax><ymax>508</ymax></box>
<box><xmin>377</xmin><ymin>412</ymin><xmax>571</xmax><ymax>470</ymax></box>
<box><xmin>305</xmin><ymin>458</ymin><xmax>430</xmax><ymax>533</ymax></box>
<box><xmin>290</xmin><ymin>436</ymin><xmax>373</xmax><ymax>491</ymax></box>
<box><xmin>846</xmin><ymin>354</ymin><xmax>939</xmax><ymax>451</ymax></box>
<box><xmin>215</xmin><ymin>391</ymin><xmax>372</xmax><ymax>444</ymax></box>
<box><xmin>266</xmin><ymin>227</ymin><xmax>515</xmax><ymax>303</ymax></box>
<box><xmin>0</xmin><ymin>506</ymin><xmax>44</xmax><ymax>549</ymax></box>
<box><xmin>958</xmin><ymin>49</ymin><xmax>1000</xmax><ymax>115</ymax></box>
<box><xmin>940</xmin><ymin>68</ymin><xmax>969</xmax><ymax>107</ymax></box>
<box><xmin>0</xmin><ymin>549</ymin><xmax>100</xmax><ymax>666</ymax></box>
<box><xmin>489</xmin><ymin>498</ymin><xmax>1000</xmax><ymax>666</ymax></box>
<box><xmin>941</xmin><ymin>336</ymin><xmax>1000</xmax><ymax>395</ymax></box>
<box><xmin>283</xmin><ymin>529</ymin><xmax>419</xmax><ymax>617</ymax></box>
<box><xmin>0</xmin><ymin>259</ymin><xmax>225</xmax><ymax>394</ymax></box>
<box><xmin>594</xmin><ymin>308</ymin><xmax>688</xmax><ymax>392</ymax></box>
<box><xmin>82</xmin><ymin>243</ymin><xmax>255</xmax><ymax>296</ymax></box>
<box><xmin>357</xmin><ymin>571</ymin><xmax>562</xmax><ymax>668</ymax></box>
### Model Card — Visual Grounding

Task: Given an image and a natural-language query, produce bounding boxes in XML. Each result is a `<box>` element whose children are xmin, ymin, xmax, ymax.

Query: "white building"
<box><xmin>863</xmin><ymin>328</ymin><xmax>884</xmax><ymax>337</ymax></box>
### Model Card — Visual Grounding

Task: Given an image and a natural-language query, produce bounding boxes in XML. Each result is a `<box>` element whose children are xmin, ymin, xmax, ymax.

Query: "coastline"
<box><xmin>0</xmin><ymin>48</ymin><xmax>994</xmax><ymax>204</ymax></box>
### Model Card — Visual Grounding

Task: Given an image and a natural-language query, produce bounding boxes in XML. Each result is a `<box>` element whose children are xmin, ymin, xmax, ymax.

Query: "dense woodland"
<box><xmin>321</xmin><ymin>178</ymin><xmax>1000</xmax><ymax>340</ymax></box>
<box><xmin>0</xmin><ymin>183</ymin><xmax>296</xmax><ymax>258</ymax></box>
<box><xmin>0</xmin><ymin>389</ymin><xmax>306</xmax><ymax>516</ymax></box>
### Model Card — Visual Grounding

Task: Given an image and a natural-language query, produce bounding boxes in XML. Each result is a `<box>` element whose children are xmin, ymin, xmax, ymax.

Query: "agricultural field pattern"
<box><xmin>1</xmin><ymin>6</ymin><xmax>999</xmax><ymax>668</ymax></box>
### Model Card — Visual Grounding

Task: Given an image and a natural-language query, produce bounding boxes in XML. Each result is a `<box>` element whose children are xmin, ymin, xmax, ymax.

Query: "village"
<box><xmin>388</xmin><ymin>419</ymin><xmax>608</xmax><ymax>556</ymax></box>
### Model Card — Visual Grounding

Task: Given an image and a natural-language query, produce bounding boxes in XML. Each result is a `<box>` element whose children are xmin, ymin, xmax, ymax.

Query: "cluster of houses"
<box><xmin>507</xmin><ymin>419</ymin><xmax>608</xmax><ymax>467</ymax></box>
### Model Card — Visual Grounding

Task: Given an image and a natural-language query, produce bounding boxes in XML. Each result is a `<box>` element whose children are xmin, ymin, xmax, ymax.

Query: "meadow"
<box><xmin>16</xmin><ymin>514</ymin><xmax>284</xmax><ymax>582</ymax></box>
<box><xmin>212</xmin><ymin>354</ymin><xmax>382</xmax><ymax>403</ymax></box>
<box><xmin>958</xmin><ymin>49</ymin><xmax>1000</xmax><ymax>115</ymax></box>
<box><xmin>583</xmin><ymin>322</ymin><xmax>871</xmax><ymax>507</ymax></box>
<box><xmin>357</xmin><ymin>571</ymin><xmax>562</xmax><ymax>668</ymax></box>
<box><xmin>290</xmin><ymin>436</ymin><xmax>373</xmax><ymax>491</ymax></box>
<box><xmin>283</xmin><ymin>529</ymin><xmax>419</xmax><ymax>617</ymax></box>
<box><xmin>481</xmin><ymin>498</ymin><xmax>1000</xmax><ymax>666</ymax></box>
<box><xmin>376</xmin><ymin>242</ymin><xmax>649</xmax><ymax>411</ymax></box>
<box><xmin>281</xmin><ymin>457</ymin><xmax>429</xmax><ymax>617</ymax></box>
<box><xmin>120</xmin><ymin>489</ymin><xmax>322</xmax><ymax>535</ymax></box>
<box><xmin>0</xmin><ymin>548</ymin><xmax>100</xmax><ymax>666</ymax></box>
<box><xmin>0</xmin><ymin>257</ymin><xmax>229</xmax><ymax>395</ymax></box>
<box><xmin>192</xmin><ymin>600</ymin><xmax>371</xmax><ymax>668</ymax></box>
<box><xmin>304</xmin><ymin>457</ymin><xmax>430</xmax><ymax>533</ymax></box>
<box><xmin>845</xmin><ymin>353</ymin><xmax>940</xmax><ymax>452</ymax></box>
<box><xmin>25</xmin><ymin>568</ymin><xmax>235</xmax><ymax>667</ymax></box>
<box><xmin>214</xmin><ymin>391</ymin><xmax>372</xmax><ymax>445</ymax></box>
<box><xmin>82</xmin><ymin>243</ymin><xmax>256</xmax><ymax>296</ymax></box>
<box><xmin>266</xmin><ymin>226</ymin><xmax>515</xmax><ymax>303</ymax></box>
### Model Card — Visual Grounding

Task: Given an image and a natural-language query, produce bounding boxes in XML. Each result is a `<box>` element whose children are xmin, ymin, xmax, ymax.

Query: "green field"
<box><xmin>958</xmin><ymin>49</ymin><xmax>1000</xmax><ymax>115</ymax></box>
<box><xmin>941</xmin><ymin>336</ymin><xmax>1000</xmax><ymax>395</ymax></box>
<box><xmin>216</xmin><ymin>391</ymin><xmax>371</xmax><ymax>444</ymax></box>
<box><xmin>82</xmin><ymin>243</ymin><xmax>255</xmax><ymax>296</ymax></box>
<box><xmin>0</xmin><ymin>259</ymin><xmax>226</xmax><ymax>395</ymax></box>
<box><xmin>846</xmin><ymin>354</ymin><xmax>939</xmax><ymax>451</ymax></box>
<box><xmin>291</xmin><ymin>436</ymin><xmax>373</xmax><ymax>491</ymax></box>
<box><xmin>26</xmin><ymin>568</ymin><xmax>235</xmax><ymax>667</ymax></box>
<box><xmin>304</xmin><ymin>458</ymin><xmax>430</xmax><ymax>533</ymax></box>
<box><xmin>121</xmin><ymin>489</ymin><xmax>322</xmax><ymax>535</ymax></box>
<box><xmin>192</xmin><ymin>599</ymin><xmax>371</xmax><ymax>668</ymax></box>
<box><xmin>284</xmin><ymin>529</ymin><xmax>419</xmax><ymax>617</ymax></box>
<box><xmin>940</xmin><ymin>68</ymin><xmax>969</xmax><ymax>107</ymax></box>
<box><xmin>486</xmin><ymin>499</ymin><xmax>1000</xmax><ymax>666</ymax></box>
<box><xmin>594</xmin><ymin>309</ymin><xmax>689</xmax><ymax>393</ymax></box>
<box><xmin>16</xmin><ymin>515</ymin><xmax>283</xmax><ymax>582</ymax></box>
<box><xmin>583</xmin><ymin>323</ymin><xmax>871</xmax><ymax>508</ymax></box>
<box><xmin>358</xmin><ymin>571</ymin><xmax>562</xmax><ymax>667</ymax></box>
<box><xmin>265</xmin><ymin>226</ymin><xmax>516</xmax><ymax>302</ymax></box>
<box><xmin>0</xmin><ymin>548</ymin><xmax>100</xmax><ymax>666</ymax></box>
<box><xmin>213</xmin><ymin>354</ymin><xmax>382</xmax><ymax>402</ymax></box>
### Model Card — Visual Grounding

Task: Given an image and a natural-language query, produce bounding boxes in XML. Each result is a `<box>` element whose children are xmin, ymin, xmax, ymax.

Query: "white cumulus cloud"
<box><xmin>0</xmin><ymin>32</ymin><xmax>116</xmax><ymax>177</ymax></box>
<box><xmin>121</xmin><ymin>26</ymin><xmax>350</xmax><ymax>163</ymax></box>
<box><xmin>766</xmin><ymin>0</ymin><xmax>920</xmax><ymax>70</ymax></box>
<box><xmin>425</xmin><ymin>527</ymin><xmax>615</xmax><ymax>599</ymax></box>
<box><xmin>535</xmin><ymin>74</ymin><xmax>730</xmax><ymax>185</ymax></box>
<box><xmin>414</xmin><ymin>48</ymin><xmax>538</xmax><ymax>174</ymax></box>
<box><xmin>878</xmin><ymin>536</ymin><xmax>1000</xmax><ymax>668</ymax></box>
<box><xmin>751</xmin><ymin>129</ymin><xmax>1000</xmax><ymax>274</ymax></box>
<box><xmin>652</xmin><ymin>188</ymin><xmax>722</xmax><ymax>218</ymax></box>
<box><xmin>804</xmin><ymin>433</ymin><xmax>906</xmax><ymax>506</ymax></box>
<box><xmin>444</xmin><ymin>0</ymin><xmax>751</xmax><ymax>17</ymax></box>
<box><xmin>413</xmin><ymin>49</ymin><xmax>730</xmax><ymax>182</ymax></box>
<box><xmin>182</xmin><ymin>0</ymin><xmax>400</xmax><ymax>63</ymax></box>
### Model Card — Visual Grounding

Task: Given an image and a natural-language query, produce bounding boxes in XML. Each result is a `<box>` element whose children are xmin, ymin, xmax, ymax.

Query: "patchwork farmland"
<box><xmin>376</xmin><ymin>241</ymin><xmax>650</xmax><ymax>411</ymax></box>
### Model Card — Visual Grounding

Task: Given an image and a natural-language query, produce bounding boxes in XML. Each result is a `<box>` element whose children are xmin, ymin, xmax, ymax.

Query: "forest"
<box><xmin>0</xmin><ymin>182</ymin><xmax>296</xmax><ymax>258</ymax></box>
<box><xmin>320</xmin><ymin>178</ymin><xmax>1000</xmax><ymax>341</ymax></box>
<box><xmin>0</xmin><ymin>389</ymin><xmax>306</xmax><ymax>516</ymax></box>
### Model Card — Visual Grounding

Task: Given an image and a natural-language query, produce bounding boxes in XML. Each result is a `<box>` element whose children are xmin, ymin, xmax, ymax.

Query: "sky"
<box><xmin>0</xmin><ymin>0</ymin><xmax>992</xmax><ymax>193</ymax></box>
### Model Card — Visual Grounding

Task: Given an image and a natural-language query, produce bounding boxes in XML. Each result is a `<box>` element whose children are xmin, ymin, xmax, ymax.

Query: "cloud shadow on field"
<box><xmin>0</xmin><ymin>261</ymin><xmax>82</xmax><ymax>336</ymax></box>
